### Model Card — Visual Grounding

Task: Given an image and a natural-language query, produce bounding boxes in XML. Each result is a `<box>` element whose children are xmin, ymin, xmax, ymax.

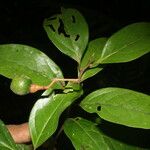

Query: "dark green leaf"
<box><xmin>80</xmin><ymin>87</ymin><xmax>150</xmax><ymax>129</ymax></box>
<box><xmin>0</xmin><ymin>44</ymin><xmax>63</xmax><ymax>86</ymax></box>
<box><xmin>29</xmin><ymin>90</ymin><xmax>83</xmax><ymax>149</ymax></box>
<box><xmin>80</xmin><ymin>38</ymin><xmax>107</xmax><ymax>68</ymax></box>
<box><xmin>64</xmin><ymin>117</ymin><xmax>140</xmax><ymax>150</ymax></box>
<box><xmin>0</xmin><ymin>120</ymin><xmax>18</xmax><ymax>150</ymax></box>
<box><xmin>43</xmin><ymin>8</ymin><xmax>89</xmax><ymax>63</ymax></box>
<box><xmin>97</xmin><ymin>22</ymin><xmax>150</xmax><ymax>64</ymax></box>
<box><xmin>81</xmin><ymin>67</ymin><xmax>103</xmax><ymax>81</ymax></box>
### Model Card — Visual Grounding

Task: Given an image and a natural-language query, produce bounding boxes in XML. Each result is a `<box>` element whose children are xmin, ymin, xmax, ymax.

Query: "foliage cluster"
<box><xmin>0</xmin><ymin>8</ymin><xmax>150</xmax><ymax>150</ymax></box>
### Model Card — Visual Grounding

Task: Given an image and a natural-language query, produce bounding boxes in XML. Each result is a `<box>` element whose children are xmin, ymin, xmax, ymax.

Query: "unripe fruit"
<box><xmin>10</xmin><ymin>75</ymin><xmax>32</xmax><ymax>95</ymax></box>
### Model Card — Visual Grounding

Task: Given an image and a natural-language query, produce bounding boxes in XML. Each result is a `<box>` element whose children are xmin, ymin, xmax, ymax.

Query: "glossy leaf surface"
<box><xmin>0</xmin><ymin>120</ymin><xmax>18</xmax><ymax>150</ymax></box>
<box><xmin>80</xmin><ymin>87</ymin><xmax>150</xmax><ymax>129</ymax></box>
<box><xmin>43</xmin><ymin>8</ymin><xmax>89</xmax><ymax>63</ymax></box>
<box><xmin>80</xmin><ymin>38</ymin><xmax>107</xmax><ymax>68</ymax></box>
<box><xmin>64</xmin><ymin>117</ymin><xmax>140</xmax><ymax>150</ymax></box>
<box><xmin>0</xmin><ymin>44</ymin><xmax>63</xmax><ymax>86</ymax></box>
<box><xmin>29</xmin><ymin>90</ymin><xmax>83</xmax><ymax>149</ymax></box>
<box><xmin>97</xmin><ymin>22</ymin><xmax>150</xmax><ymax>64</ymax></box>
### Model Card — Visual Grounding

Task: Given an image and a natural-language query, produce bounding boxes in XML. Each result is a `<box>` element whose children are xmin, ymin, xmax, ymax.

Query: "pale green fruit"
<box><xmin>10</xmin><ymin>75</ymin><xmax>32</xmax><ymax>95</ymax></box>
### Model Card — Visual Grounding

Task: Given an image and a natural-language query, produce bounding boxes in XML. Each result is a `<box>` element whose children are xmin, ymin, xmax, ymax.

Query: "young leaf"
<box><xmin>43</xmin><ymin>8</ymin><xmax>89</xmax><ymax>63</ymax></box>
<box><xmin>80</xmin><ymin>87</ymin><xmax>150</xmax><ymax>129</ymax></box>
<box><xmin>80</xmin><ymin>38</ymin><xmax>107</xmax><ymax>69</ymax></box>
<box><xmin>0</xmin><ymin>120</ymin><xmax>18</xmax><ymax>150</ymax></box>
<box><xmin>79</xmin><ymin>38</ymin><xmax>106</xmax><ymax>81</ymax></box>
<box><xmin>0</xmin><ymin>44</ymin><xmax>63</xmax><ymax>86</ymax></box>
<box><xmin>81</xmin><ymin>67</ymin><xmax>103</xmax><ymax>81</ymax></box>
<box><xmin>97</xmin><ymin>22</ymin><xmax>150</xmax><ymax>64</ymax></box>
<box><xmin>64</xmin><ymin>117</ymin><xmax>140</xmax><ymax>150</ymax></box>
<box><xmin>29</xmin><ymin>90</ymin><xmax>83</xmax><ymax>149</ymax></box>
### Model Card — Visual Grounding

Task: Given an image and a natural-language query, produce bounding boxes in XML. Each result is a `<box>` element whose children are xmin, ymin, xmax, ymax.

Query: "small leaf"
<box><xmin>81</xmin><ymin>67</ymin><xmax>103</xmax><ymax>81</ymax></box>
<box><xmin>29</xmin><ymin>90</ymin><xmax>83</xmax><ymax>149</ymax></box>
<box><xmin>41</xmin><ymin>88</ymin><xmax>53</xmax><ymax>96</ymax></box>
<box><xmin>97</xmin><ymin>22</ymin><xmax>150</xmax><ymax>64</ymax></box>
<box><xmin>80</xmin><ymin>38</ymin><xmax>107</xmax><ymax>68</ymax></box>
<box><xmin>43</xmin><ymin>8</ymin><xmax>89</xmax><ymax>63</ymax></box>
<box><xmin>80</xmin><ymin>87</ymin><xmax>150</xmax><ymax>129</ymax></box>
<box><xmin>0</xmin><ymin>120</ymin><xmax>18</xmax><ymax>150</ymax></box>
<box><xmin>64</xmin><ymin>117</ymin><xmax>140</xmax><ymax>150</ymax></box>
<box><xmin>64</xmin><ymin>82</ymin><xmax>81</xmax><ymax>93</ymax></box>
<box><xmin>0</xmin><ymin>44</ymin><xmax>63</xmax><ymax>86</ymax></box>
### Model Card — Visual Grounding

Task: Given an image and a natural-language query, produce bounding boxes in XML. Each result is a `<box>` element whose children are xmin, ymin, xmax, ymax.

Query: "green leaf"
<box><xmin>79</xmin><ymin>38</ymin><xmax>106</xmax><ymax>81</ymax></box>
<box><xmin>29</xmin><ymin>90</ymin><xmax>83</xmax><ymax>149</ymax></box>
<box><xmin>80</xmin><ymin>87</ymin><xmax>150</xmax><ymax>129</ymax></box>
<box><xmin>0</xmin><ymin>44</ymin><xmax>63</xmax><ymax>86</ymax></box>
<box><xmin>81</xmin><ymin>67</ymin><xmax>103</xmax><ymax>81</ymax></box>
<box><xmin>43</xmin><ymin>8</ymin><xmax>89</xmax><ymax>63</ymax></box>
<box><xmin>64</xmin><ymin>82</ymin><xmax>81</xmax><ymax>93</ymax></box>
<box><xmin>0</xmin><ymin>120</ymin><xmax>18</xmax><ymax>150</ymax></box>
<box><xmin>97</xmin><ymin>22</ymin><xmax>150</xmax><ymax>64</ymax></box>
<box><xmin>41</xmin><ymin>88</ymin><xmax>53</xmax><ymax>96</ymax></box>
<box><xmin>80</xmin><ymin>38</ymin><xmax>107</xmax><ymax>68</ymax></box>
<box><xmin>17</xmin><ymin>144</ymin><xmax>31</xmax><ymax>150</ymax></box>
<box><xmin>64</xmin><ymin>117</ymin><xmax>140</xmax><ymax>150</ymax></box>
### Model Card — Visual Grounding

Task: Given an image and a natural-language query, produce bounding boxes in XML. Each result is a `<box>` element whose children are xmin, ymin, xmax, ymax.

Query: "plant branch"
<box><xmin>29</xmin><ymin>78</ymin><xmax>80</xmax><ymax>93</ymax></box>
<box><xmin>78</xmin><ymin>61</ymin><xmax>93</xmax><ymax>79</ymax></box>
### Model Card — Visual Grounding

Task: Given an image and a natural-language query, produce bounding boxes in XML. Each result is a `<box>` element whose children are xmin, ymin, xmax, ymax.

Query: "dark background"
<box><xmin>0</xmin><ymin>0</ymin><xmax>150</xmax><ymax>149</ymax></box>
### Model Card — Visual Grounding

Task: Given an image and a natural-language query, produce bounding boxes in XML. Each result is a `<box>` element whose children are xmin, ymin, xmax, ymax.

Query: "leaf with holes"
<box><xmin>0</xmin><ymin>44</ymin><xmax>63</xmax><ymax>87</ymax></box>
<box><xmin>43</xmin><ymin>8</ymin><xmax>89</xmax><ymax>63</ymax></box>
<box><xmin>29</xmin><ymin>90</ymin><xmax>83</xmax><ymax>149</ymax></box>
<box><xmin>64</xmin><ymin>117</ymin><xmax>140</xmax><ymax>150</ymax></box>
<box><xmin>0</xmin><ymin>120</ymin><xmax>19</xmax><ymax>150</ymax></box>
<box><xmin>96</xmin><ymin>22</ymin><xmax>150</xmax><ymax>64</ymax></box>
<box><xmin>80</xmin><ymin>87</ymin><xmax>150</xmax><ymax>129</ymax></box>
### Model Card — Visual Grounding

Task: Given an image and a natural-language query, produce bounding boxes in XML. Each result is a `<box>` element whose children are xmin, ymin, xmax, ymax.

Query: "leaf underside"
<box><xmin>64</xmin><ymin>117</ymin><xmax>141</xmax><ymax>150</ymax></box>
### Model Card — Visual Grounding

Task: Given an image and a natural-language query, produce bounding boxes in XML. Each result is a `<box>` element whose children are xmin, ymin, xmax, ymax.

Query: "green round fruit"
<box><xmin>10</xmin><ymin>75</ymin><xmax>32</xmax><ymax>95</ymax></box>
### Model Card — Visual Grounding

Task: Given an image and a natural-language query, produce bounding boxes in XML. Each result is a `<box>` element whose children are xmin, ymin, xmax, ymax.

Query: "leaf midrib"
<box><xmin>99</xmin><ymin>36</ymin><xmax>144</xmax><ymax>63</ymax></box>
<box><xmin>85</xmin><ymin>101</ymin><xmax>150</xmax><ymax>116</ymax></box>
<box><xmin>72</xmin><ymin>119</ymin><xmax>100</xmax><ymax>149</ymax></box>
<box><xmin>34</xmin><ymin>96</ymin><xmax>65</xmax><ymax>147</ymax></box>
<box><xmin>0</xmin><ymin>58</ymin><xmax>52</xmax><ymax>80</ymax></box>
<box><xmin>0</xmin><ymin>141</ymin><xmax>17</xmax><ymax>150</ymax></box>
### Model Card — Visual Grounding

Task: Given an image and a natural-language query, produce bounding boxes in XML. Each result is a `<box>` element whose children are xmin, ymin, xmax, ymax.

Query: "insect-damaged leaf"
<box><xmin>43</xmin><ymin>8</ymin><xmax>89</xmax><ymax>63</ymax></box>
<box><xmin>80</xmin><ymin>87</ymin><xmax>150</xmax><ymax>129</ymax></box>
